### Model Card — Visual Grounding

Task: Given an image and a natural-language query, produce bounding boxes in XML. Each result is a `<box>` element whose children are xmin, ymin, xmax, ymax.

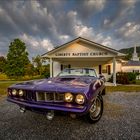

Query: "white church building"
<box><xmin>121</xmin><ymin>46</ymin><xmax>140</xmax><ymax>79</ymax></box>
<box><xmin>42</xmin><ymin>37</ymin><xmax>140</xmax><ymax>85</ymax></box>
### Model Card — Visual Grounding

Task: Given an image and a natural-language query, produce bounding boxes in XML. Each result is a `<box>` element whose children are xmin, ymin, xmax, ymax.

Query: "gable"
<box><xmin>42</xmin><ymin>37</ymin><xmax>125</xmax><ymax>58</ymax></box>
<box><xmin>46</xmin><ymin>41</ymin><xmax>117</xmax><ymax>58</ymax></box>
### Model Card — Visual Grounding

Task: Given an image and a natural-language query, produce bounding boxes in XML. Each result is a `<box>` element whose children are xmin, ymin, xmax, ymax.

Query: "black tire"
<box><xmin>102</xmin><ymin>88</ymin><xmax>106</xmax><ymax>95</ymax></box>
<box><xmin>86</xmin><ymin>95</ymin><xmax>103</xmax><ymax>124</ymax></box>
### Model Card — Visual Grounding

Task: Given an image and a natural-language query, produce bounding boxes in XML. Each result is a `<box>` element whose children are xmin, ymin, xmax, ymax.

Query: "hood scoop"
<box><xmin>59</xmin><ymin>78</ymin><xmax>76</xmax><ymax>81</ymax></box>
<box><xmin>56</xmin><ymin>77</ymin><xmax>89</xmax><ymax>87</ymax></box>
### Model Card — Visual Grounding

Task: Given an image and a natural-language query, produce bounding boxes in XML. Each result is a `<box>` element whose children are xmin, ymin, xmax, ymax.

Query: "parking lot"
<box><xmin>0</xmin><ymin>92</ymin><xmax>140</xmax><ymax>140</ymax></box>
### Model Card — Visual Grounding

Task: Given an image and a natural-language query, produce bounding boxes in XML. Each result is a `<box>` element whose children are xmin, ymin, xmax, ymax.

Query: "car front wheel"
<box><xmin>86</xmin><ymin>95</ymin><xmax>103</xmax><ymax>123</ymax></box>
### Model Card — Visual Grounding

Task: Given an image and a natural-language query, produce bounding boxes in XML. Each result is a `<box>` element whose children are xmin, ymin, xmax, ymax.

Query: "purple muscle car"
<box><xmin>7</xmin><ymin>68</ymin><xmax>106</xmax><ymax>123</ymax></box>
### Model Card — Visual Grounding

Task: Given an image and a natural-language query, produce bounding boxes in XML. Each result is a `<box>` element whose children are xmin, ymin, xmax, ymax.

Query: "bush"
<box><xmin>116</xmin><ymin>72</ymin><xmax>129</xmax><ymax>84</ymax></box>
<box><xmin>108</xmin><ymin>72</ymin><xmax>137</xmax><ymax>84</ymax></box>
<box><xmin>41</xmin><ymin>72</ymin><xmax>50</xmax><ymax>78</ymax></box>
<box><xmin>127</xmin><ymin>72</ymin><xmax>137</xmax><ymax>84</ymax></box>
<box><xmin>0</xmin><ymin>73</ymin><xmax>9</xmax><ymax>80</ymax></box>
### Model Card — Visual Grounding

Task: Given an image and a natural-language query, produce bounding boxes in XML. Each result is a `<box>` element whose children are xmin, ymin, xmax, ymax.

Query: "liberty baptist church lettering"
<box><xmin>55</xmin><ymin>52</ymin><xmax>108</xmax><ymax>57</ymax></box>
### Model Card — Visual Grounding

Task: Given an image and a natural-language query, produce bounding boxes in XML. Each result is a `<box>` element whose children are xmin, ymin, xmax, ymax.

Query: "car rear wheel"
<box><xmin>86</xmin><ymin>95</ymin><xmax>103</xmax><ymax>123</ymax></box>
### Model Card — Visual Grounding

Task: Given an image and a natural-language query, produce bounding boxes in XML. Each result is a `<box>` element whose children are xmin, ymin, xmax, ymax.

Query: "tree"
<box><xmin>41</xmin><ymin>64</ymin><xmax>50</xmax><ymax>78</ymax></box>
<box><xmin>5</xmin><ymin>39</ymin><xmax>30</xmax><ymax>78</ymax></box>
<box><xmin>32</xmin><ymin>55</ymin><xmax>45</xmax><ymax>75</ymax></box>
<box><xmin>25</xmin><ymin>63</ymin><xmax>35</xmax><ymax>77</ymax></box>
<box><xmin>0</xmin><ymin>56</ymin><xmax>6</xmax><ymax>73</ymax></box>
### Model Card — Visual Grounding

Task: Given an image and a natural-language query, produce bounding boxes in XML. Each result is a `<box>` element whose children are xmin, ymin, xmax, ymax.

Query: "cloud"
<box><xmin>0</xmin><ymin>52</ymin><xmax>4</xmax><ymax>56</ymax></box>
<box><xmin>90</xmin><ymin>33</ymin><xmax>113</xmax><ymax>48</ymax></box>
<box><xmin>85</xmin><ymin>0</ymin><xmax>106</xmax><ymax>11</ymax></box>
<box><xmin>73</xmin><ymin>0</ymin><xmax>106</xmax><ymax>20</ymax></box>
<box><xmin>0</xmin><ymin>0</ymin><xmax>56</xmax><ymax>38</ymax></box>
<box><xmin>103</xmin><ymin>19</ymin><xmax>110</xmax><ymax>25</ymax></box>
<box><xmin>0</xmin><ymin>0</ymin><xmax>140</xmax><ymax>59</ymax></box>
<box><xmin>116</xmin><ymin>22</ymin><xmax>140</xmax><ymax>39</ymax></box>
<box><xmin>20</xmin><ymin>33</ymin><xmax>54</xmax><ymax>57</ymax></box>
<box><xmin>40</xmin><ymin>39</ymin><xmax>54</xmax><ymax>51</ymax></box>
<box><xmin>101</xmin><ymin>36</ymin><xmax>112</xmax><ymax>47</ymax></box>
<box><xmin>59</xmin><ymin>35</ymin><xmax>70</xmax><ymax>41</ymax></box>
<box><xmin>103</xmin><ymin>0</ymin><xmax>138</xmax><ymax>28</ymax></box>
<box><xmin>74</xmin><ymin>24</ymin><xmax>94</xmax><ymax>37</ymax></box>
<box><xmin>121</xmin><ymin>0</ymin><xmax>137</xmax><ymax>7</ymax></box>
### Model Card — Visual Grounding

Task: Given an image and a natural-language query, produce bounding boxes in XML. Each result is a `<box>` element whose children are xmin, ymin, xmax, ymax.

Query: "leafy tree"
<box><xmin>41</xmin><ymin>64</ymin><xmax>50</xmax><ymax>78</ymax></box>
<box><xmin>0</xmin><ymin>56</ymin><xmax>7</xmax><ymax>73</ymax></box>
<box><xmin>25</xmin><ymin>63</ymin><xmax>35</xmax><ymax>77</ymax></box>
<box><xmin>5</xmin><ymin>39</ymin><xmax>30</xmax><ymax>78</ymax></box>
<box><xmin>119</xmin><ymin>46</ymin><xmax>140</xmax><ymax>60</ymax></box>
<box><xmin>32</xmin><ymin>55</ymin><xmax>45</xmax><ymax>75</ymax></box>
<box><xmin>124</xmin><ymin>53</ymin><xmax>132</xmax><ymax>60</ymax></box>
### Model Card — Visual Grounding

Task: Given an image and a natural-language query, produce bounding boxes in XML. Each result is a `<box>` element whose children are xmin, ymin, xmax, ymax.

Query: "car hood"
<box><xmin>10</xmin><ymin>76</ymin><xmax>97</xmax><ymax>93</ymax></box>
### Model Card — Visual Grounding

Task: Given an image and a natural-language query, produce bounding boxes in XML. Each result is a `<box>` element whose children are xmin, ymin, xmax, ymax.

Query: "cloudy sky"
<box><xmin>0</xmin><ymin>0</ymin><xmax>140</xmax><ymax>58</ymax></box>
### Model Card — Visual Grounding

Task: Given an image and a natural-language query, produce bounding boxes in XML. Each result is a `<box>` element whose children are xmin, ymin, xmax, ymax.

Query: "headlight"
<box><xmin>19</xmin><ymin>90</ymin><xmax>24</xmax><ymax>96</ymax></box>
<box><xmin>12</xmin><ymin>89</ymin><xmax>17</xmax><ymax>96</ymax></box>
<box><xmin>64</xmin><ymin>92</ymin><xmax>73</xmax><ymax>102</ymax></box>
<box><xmin>75</xmin><ymin>94</ymin><xmax>85</xmax><ymax>104</ymax></box>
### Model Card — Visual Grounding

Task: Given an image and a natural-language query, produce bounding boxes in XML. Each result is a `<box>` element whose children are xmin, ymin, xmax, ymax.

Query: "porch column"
<box><xmin>113</xmin><ymin>57</ymin><xmax>116</xmax><ymax>86</ymax></box>
<box><xmin>50</xmin><ymin>58</ymin><xmax>53</xmax><ymax>77</ymax></box>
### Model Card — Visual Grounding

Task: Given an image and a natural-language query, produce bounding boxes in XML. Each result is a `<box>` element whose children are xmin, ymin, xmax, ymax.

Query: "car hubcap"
<box><xmin>90</xmin><ymin>97</ymin><xmax>101</xmax><ymax>119</ymax></box>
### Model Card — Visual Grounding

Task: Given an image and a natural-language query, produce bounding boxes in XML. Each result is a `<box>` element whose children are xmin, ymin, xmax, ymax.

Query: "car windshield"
<box><xmin>58</xmin><ymin>68</ymin><xmax>97</xmax><ymax>77</ymax></box>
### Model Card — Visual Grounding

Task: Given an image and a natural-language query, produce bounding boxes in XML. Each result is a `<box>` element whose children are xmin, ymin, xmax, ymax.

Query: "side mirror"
<box><xmin>99</xmin><ymin>74</ymin><xmax>106</xmax><ymax>82</ymax></box>
<box><xmin>99</xmin><ymin>74</ymin><xmax>104</xmax><ymax>78</ymax></box>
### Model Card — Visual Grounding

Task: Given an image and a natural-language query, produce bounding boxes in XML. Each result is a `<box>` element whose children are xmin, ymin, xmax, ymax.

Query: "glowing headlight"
<box><xmin>12</xmin><ymin>89</ymin><xmax>17</xmax><ymax>96</ymax></box>
<box><xmin>75</xmin><ymin>94</ymin><xmax>85</xmax><ymax>104</ymax></box>
<box><xmin>64</xmin><ymin>92</ymin><xmax>73</xmax><ymax>102</ymax></box>
<box><xmin>19</xmin><ymin>90</ymin><xmax>24</xmax><ymax>96</ymax></box>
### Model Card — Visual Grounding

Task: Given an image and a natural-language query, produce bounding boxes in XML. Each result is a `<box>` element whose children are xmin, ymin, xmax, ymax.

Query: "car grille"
<box><xmin>25</xmin><ymin>91</ymin><xmax>36</xmax><ymax>101</ymax></box>
<box><xmin>24</xmin><ymin>91</ymin><xmax>36</xmax><ymax>101</ymax></box>
<box><xmin>36</xmin><ymin>92</ymin><xmax>64</xmax><ymax>102</ymax></box>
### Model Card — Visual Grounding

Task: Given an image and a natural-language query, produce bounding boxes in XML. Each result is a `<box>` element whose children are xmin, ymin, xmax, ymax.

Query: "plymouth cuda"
<box><xmin>7</xmin><ymin>68</ymin><xmax>106</xmax><ymax>123</ymax></box>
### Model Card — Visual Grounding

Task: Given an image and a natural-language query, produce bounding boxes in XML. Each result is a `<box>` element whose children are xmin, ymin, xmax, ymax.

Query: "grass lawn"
<box><xmin>0</xmin><ymin>81</ymin><xmax>140</xmax><ymax>98</ymax></box>
<box><xmin>136</xmin><ymin>80</ymin><xmax>140</xmax><ymax>85</ymax></box>
<box><xmin>106</xmin><ymin>85</ymin><xmax>140</xmax><ymax>93</ymax></box>
<box><xmin>0</xmin><ymin>81</ymin><xmax>19</xmax><ymax>96</ymax></box>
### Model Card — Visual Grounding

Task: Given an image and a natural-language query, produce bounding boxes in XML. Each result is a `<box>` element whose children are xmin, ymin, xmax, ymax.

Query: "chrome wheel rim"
<box><xmin>90</xmin><ymin>97</ymin><xmax>101</xmax><ymax>120</ymax></box>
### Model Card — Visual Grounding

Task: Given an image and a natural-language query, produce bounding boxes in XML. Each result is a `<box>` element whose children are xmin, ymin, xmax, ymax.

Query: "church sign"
<box><xmin>55</xmin><ymin>52</ymin><xmax>108</xmax><ymax>57</ymax></box>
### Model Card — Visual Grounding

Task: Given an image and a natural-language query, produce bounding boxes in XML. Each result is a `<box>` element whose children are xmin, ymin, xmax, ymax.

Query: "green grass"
<box><xmin>136</xmin><ymin>80</ymin><xmax>140</xmax><ymax>85</ymax></box>
<box><xmin>0</xmin><ymin>81</ymin><xmax>140</xmax><ymax>97</ymax></box>
<box><xmin>106</xmin><ymin>85</ymin><xmax>140</xmax><ymax>93</ymax></box>
<box><xmin>0</xmin><ymin>73</ymin><xmax>44</xmax><ymax>81</ymax></box>
<box><xmin>0</xmin><ymin>81</ymin><xmax>18</xmax><ymax>96</ymax></box>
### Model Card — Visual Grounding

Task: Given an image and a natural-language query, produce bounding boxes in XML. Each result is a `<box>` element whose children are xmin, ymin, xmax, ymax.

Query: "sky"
<box><xmin>0</xmin><ymin>0</ymin><xmax>140</xmax><ymax>59</ymax></box>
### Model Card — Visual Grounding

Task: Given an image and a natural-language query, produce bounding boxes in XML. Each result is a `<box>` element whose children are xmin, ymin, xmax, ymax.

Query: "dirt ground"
<box><xmin>0</xmin><ymin>92</ymin><xmax>140</xmax><ymax>140</ymax></box>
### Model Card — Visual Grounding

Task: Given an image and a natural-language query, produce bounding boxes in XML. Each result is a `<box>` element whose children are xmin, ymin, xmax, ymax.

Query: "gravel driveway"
<box><xmin>0</xmin><ymin>92</ymin><xmax>140</xmax><ymax>140</ymax></box>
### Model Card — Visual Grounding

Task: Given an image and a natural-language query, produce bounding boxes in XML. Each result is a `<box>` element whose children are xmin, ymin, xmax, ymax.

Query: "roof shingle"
<box><xmin>123</xmin><ymin>60</ymin><xmax>140</xmax><ymax>66</ymax></box>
